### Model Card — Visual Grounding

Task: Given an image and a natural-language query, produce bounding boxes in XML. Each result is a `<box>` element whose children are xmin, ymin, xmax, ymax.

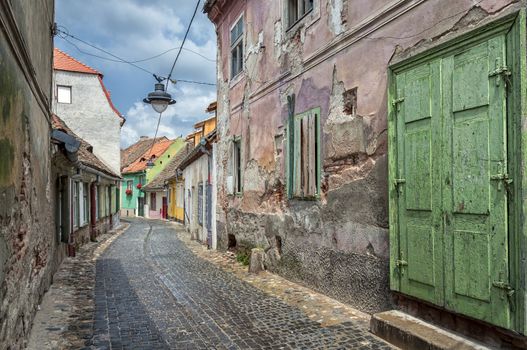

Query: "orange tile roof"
<box><xmin>53</xmin><ymin>48</ymin><xmax>101</xmax><ymax>75</ymax></box>
<box><xmin>121</xmin><ymin>136</ymin><xmax>169</xmax><ymax>171</ymax></box>
<box><xmin>122</xmin><ymin>139</ymin><xmax>174</xmax><ymax>174</ymax></box>
<box><xmin>53</xmin><ymin>48</ymin><xmax>125</xmax><ymax>125</ymax></box>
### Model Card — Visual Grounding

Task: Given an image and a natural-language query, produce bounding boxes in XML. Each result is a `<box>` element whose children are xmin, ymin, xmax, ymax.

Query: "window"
<box><xmin>95</xmin><ymin>185</ymin><xmax>99</xmax><ymax>220</ymax></box>
<box><xmin>57</xmin><ymin>85</ymin><xmax>72</xmax><ymax>104</ymax></box>
<box><xmin>111</xmin><ymin>186</ymin><xmax>117</xmax><ymax>214</ymax></box>
<box><xmin>288</xmin><ymin>0</ymin><xmax>314</xmax><ymax>27</ymax></box>
<box><xmin>106</xmin><ymin>187</ymin><xmax>111</xmax><ymax>216</ymax></box>
<box><xmin>230</xmin><ymin>16</ymin><xmax>244</xmax><ymax>78</ymax></box>
<box><xmin>177</xmin><ymin>183</ymin><xmax>185</xmax><ymax>206</ymax></box>
<box><xmin>150</xmin><ymin>192</ymin><xmax>157</xmax><ymax>211</ymax></box>
<box><xmin>290</xmin><ymin>108</ymin><xmax>320</xmax><ymax>198</ymax></box>
<box><xmin>198</xmin><ymin>183</ymin><xmax>203</xmax><ymax>226</ymax></box>
<box><xmin>83</xmin><ymin>183</ymin><xmax>89</xmax><ymax>224</ymax></box>
<box><xmin>73</xmin><ymin>181</ymin><xmax>80</xmax><ymax>228</ymax></box>
<box><xmin>233</xmin><ymin>139</ymin><xmax>242</xmax><ymax>193</ymax></box>
<box><xmin>138</xmin><ymin>175</ymin><xmax>145</xmax><ymax>185</ymax></box>
<box><xmin>127</xmin><ymin>180</ymin><xmax>133</xmax><ymax>191</ymax></box>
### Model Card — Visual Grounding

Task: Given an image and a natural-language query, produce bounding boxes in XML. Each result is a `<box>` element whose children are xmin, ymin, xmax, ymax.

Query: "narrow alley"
<box><xmin>29</xmin><ymin>220</ymin><xmax>393</xmax><ymax>349</ymax></box>
<box><xmin>3</xmin><ymin>0</ymin><xmax>527</xmax><ymax>349</ymax></box>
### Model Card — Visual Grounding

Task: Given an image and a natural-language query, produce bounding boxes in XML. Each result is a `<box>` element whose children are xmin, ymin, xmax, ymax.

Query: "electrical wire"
<box><xmin>165</xmin><ymin>0</ymin><xmax>201</xmax><ymax>89</ymax></box>
<box><xmin>56</xmin><ymin>27</ymin><xmax>215</xmax><ymax>86</ymax></box>
<box><xmin>148</xmin><ymin>0</ymin><xmax>202</xmax><ymax>161</ymax></box>
<box><xmin>58</xmin><ymin>26</ymin><xmax>214</xmax><ymax>63</ymax></box>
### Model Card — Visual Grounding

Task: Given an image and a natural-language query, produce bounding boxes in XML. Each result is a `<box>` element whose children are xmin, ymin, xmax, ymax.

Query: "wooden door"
<box><xmin>394</xmin><ymin>60</ymin><xmax>444</xmax><ymax>306</ymax></box>
<box><xmin>392</xmin><ymin>34</ymin><xmax>511</xmax><ymax>329</ymax></box>
<box><xmin>442</xmin><ymin>36</ymin><xmax>510</xmax><ymax>328</ymax></box>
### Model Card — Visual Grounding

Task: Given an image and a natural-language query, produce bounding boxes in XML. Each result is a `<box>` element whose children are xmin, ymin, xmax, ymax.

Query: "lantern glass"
<box><xmin>151</xmin><ymin>100</ymin><xmax>168</xmax><ymax>113</ymax></box>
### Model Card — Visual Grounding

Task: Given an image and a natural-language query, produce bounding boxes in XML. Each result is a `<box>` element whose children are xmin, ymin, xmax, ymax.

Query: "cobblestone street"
<box><xmin>93</xmin><ymin>219</ymin><xmax>394</xmax><ymax>349</ymax></box>
<box><xmin>30</xmin><ymin>219</ymin><xmax>395</xmax><ymax>349</ymax></box>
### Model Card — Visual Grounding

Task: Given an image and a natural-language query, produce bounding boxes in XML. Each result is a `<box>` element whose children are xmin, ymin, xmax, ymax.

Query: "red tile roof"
<box><xmin>53</xmin><ymin>48</ymin><xmax>101</xmax><ymax>75</ymax></box>
<box><xmin>121</xmin><ymin>136</ymin><xmax>169</xmax><ymax>171</ymax></box>
<box><xmin>53</xmin><ymin>48</ymin><xmax>125</xmax><ymax>125</ymax></box>
<box><xmin>97</xmin><ymin>75</ymin><xmax>125</xmax><ymax>125</ymax></box>
<box><xmin>122</xmin><ymin>139</ymin><xmax>174</xmax><ymax>174</ymax></box>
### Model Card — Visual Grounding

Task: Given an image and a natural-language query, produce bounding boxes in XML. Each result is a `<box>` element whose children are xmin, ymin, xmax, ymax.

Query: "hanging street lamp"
<box><xmin>143</xmin><ymin>81</ymin><xmax>176</xmax><ymax>114</ymax></box>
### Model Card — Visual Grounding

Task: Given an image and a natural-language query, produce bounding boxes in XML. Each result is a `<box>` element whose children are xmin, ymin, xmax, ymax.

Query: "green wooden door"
<box><xmin>392</xmin><ymin>34</ymin><xmax>511</xmax><ymax>329</ymax></box>
<box><xmin>394</xmin><ymin>60</ymin><xmax>444</xmax><ymax>306</ymax></box>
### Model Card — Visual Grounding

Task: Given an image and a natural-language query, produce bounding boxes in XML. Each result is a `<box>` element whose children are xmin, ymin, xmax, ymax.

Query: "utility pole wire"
<box><xmin>148</xmin><ymin>0</ymin><xmax>202</xmax><ymax>161</ymax></box>
<box><xmin>165</xmin><ymin>0</ymin><xmax>201</xmax><ymax>89</ymax></box>
<box><xmin>56</xmin><ymin>27</ymin><xmax>215</xmax><ymax>86</ymax></box>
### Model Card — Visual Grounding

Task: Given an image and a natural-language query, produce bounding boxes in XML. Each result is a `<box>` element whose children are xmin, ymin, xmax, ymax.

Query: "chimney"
<box><xmin>140</xmin><ymin>136</ymin><xmax>148</xmax><ymax>139</ymax></box>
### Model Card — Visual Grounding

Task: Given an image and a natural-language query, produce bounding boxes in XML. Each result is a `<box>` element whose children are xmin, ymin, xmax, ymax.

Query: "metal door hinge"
<box><xmin>396</xmin><ymin>259</ymin><xmax>408</xmax><ymax>267</ymax></box>
<box><xmin>492</xmin><ymin>281</ymin><xmax>515</xmax><ymax>311</ymax></box>
<box><xmin>392</xmin><ymin>97</ymin><xmax>405</xmax><ymax>108</ymax></box>
<box><xmin>490</xmin><ymin>162</ymin><xmax>513</xmax><ymax>193</ymax></box>
<box><xmin>489</xmin><ymin>64</ymin><xmax>511</xmax><ymax>87</ymax></box>
<box><xmin>394</xmin><ymin>178</ymin><xmax>406</xmax><ymax>186</ymax></box>
<box><xmin>395</xmin><ymin>259</ymin><xmax>408</xmax><ymax>277</ymax></box>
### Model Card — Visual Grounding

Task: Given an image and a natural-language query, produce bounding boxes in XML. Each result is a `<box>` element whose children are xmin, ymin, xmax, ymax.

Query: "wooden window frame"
<box><xmin>287</xmin><ymin>0</ymin><xmax>314</xmax><ymax>28</ymax></box>
<box><xmin>106</xmin><ymin>187</ymin><xmax>111</xmax><ymax>217</ymax></box>
<box><xmin>73</xmin><ymin>181</ymin><xmax>80</xmax><ymax>228</ymax></box>
<box><xmin>230</xmin><ymin>15</ymin><xmax>244</xmax><ymax>79</ymax></box>
<box><xmin>198</xmin><ymin>182</ymin><xmax>204</xmax><ymax>226</ymax></box>
<box><xmin>288</xmin><ymin>107</ymin><xmax>321</xmax><ymax>199</ymax></box>
<box><xmin>82</xmin><ymin>182</ymin><xmax>89</xmax><ymax>226</ymax></box>
<box><xmin>126</xmin><ymin>180</ymin><xmax>133</xmax><ymax>191</ymax></box>
<box><xmin>233</xmin><ymin>137</ymin><xmax>243</xmax><ymax>194</ymax></box>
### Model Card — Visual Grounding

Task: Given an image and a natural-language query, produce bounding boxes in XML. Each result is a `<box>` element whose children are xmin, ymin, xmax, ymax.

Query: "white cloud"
<box><xmin>56</xmin><ymin>0</ymin><xmax>218</xmax><ymax>149</ymax></box>
<box><xmin>121</xmin><ymin>79</ymin><xmax>216</xmax><ymax>148</ymax></box>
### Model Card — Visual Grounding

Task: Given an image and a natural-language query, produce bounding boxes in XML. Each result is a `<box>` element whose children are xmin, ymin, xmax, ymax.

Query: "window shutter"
<box><xmin>307</xmin><ymin>112</ymin><xmax>317</xmax><ymax>196</ymax></box>
<box><xmin>226</xmin><ymin>138</ymin><xmax>235</xmax><ymax>194</ymax></box>
<box><xmin>294</xmin><ymin>116</ymin><xmax>302</xmax><ymax>197</ymax></box>
<box><xmin>287</xmin><ymin>94</ymin><xmax>295</xmax><ymax>197</ymax></box>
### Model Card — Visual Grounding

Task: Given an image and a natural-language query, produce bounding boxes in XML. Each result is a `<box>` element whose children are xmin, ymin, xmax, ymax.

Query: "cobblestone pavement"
<box><xmin>26</xmin><ymin>223</ymin><xmax>129</xmax><ymax>349</ymax></box>
<box><xmin>89</xmin><ymin>219</ymin><xmax>395</xmax><ymax>350</ymax></box>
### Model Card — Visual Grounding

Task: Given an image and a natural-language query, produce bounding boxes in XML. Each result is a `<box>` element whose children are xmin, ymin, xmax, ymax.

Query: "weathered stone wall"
<box><xmin>53</xmin><ymin>71</ymin><xmax>122</xmax><ymax>175</ymax></box>
<box><xmin>208</xmin><ymin>0</ymin><xmax>521</xmax><ymax>313</ymax></box>
<box><xmin>0</xmin><ymin>1</ymin><xmax>59</xmax><ymax>348</ymax></box>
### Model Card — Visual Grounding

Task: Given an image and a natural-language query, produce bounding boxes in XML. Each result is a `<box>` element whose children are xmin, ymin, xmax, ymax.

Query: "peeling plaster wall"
<box><xmin>208</xmin><ymin>0</ymin><xmax>522</xmax><ymax>313</ymax></box>
<box><xmin>0</xmin><ymin>1</ymin><xmax>59</xmax><ymax>348</ymax></box>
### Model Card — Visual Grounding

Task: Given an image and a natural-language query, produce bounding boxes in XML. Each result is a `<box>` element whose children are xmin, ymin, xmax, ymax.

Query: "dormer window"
<box><xmin>230</xmin><ymin>16</ymin><xmax>244</xmax><ymax>78</ymax></box>
<box><xmin>288</xmin><ymin>0</ymin><xmax>314</xmax><ymax>27</ymax></box>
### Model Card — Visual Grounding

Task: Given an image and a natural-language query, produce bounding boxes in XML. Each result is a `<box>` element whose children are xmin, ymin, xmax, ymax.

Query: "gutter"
<box><xmin>77</xmin><ymin>162</ymin><xmax>121</xmax><ymax>182</ymax></box>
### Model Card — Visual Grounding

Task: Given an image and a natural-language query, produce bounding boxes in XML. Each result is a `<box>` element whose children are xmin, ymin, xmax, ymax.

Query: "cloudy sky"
<box><xmin>55</xmin><ymin>0</ymin><xmax>217</xmax><ymax>149</ymax></box>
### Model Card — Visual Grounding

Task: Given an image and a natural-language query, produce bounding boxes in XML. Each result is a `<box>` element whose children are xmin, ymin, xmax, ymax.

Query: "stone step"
<box><xmin>371</xmin><ymin>310</ymin><xmax>493</xmax><ymax>350</ymax></box>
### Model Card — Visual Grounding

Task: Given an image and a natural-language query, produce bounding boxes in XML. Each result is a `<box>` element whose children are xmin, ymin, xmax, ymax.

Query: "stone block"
<box><xmin>248</xmin><ymin>248</ymin><xmax>265</xmax><ymax>274</ymax></box>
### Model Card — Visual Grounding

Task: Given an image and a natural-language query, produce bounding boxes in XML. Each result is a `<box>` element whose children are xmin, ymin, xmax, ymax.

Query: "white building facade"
<box><xmin>53</xmin><ymin>48</ymin><xmax>124</xmax><ymax>175</ymax></box>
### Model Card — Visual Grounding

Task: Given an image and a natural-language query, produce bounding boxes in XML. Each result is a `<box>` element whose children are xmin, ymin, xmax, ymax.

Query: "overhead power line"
<box><xmin>165</xmin><ymin>0</ymin><xmax>201</xmax><ymax>88</ymax></box>
<box><xmin>56</xmin><ymin>26</ymin><xmax>215</xmax><ymax>86</ymax></box>
<box><xmin>148</xmin><ymin>0</ymin><xmax>202</xmax><ymax>161</ymax></box>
